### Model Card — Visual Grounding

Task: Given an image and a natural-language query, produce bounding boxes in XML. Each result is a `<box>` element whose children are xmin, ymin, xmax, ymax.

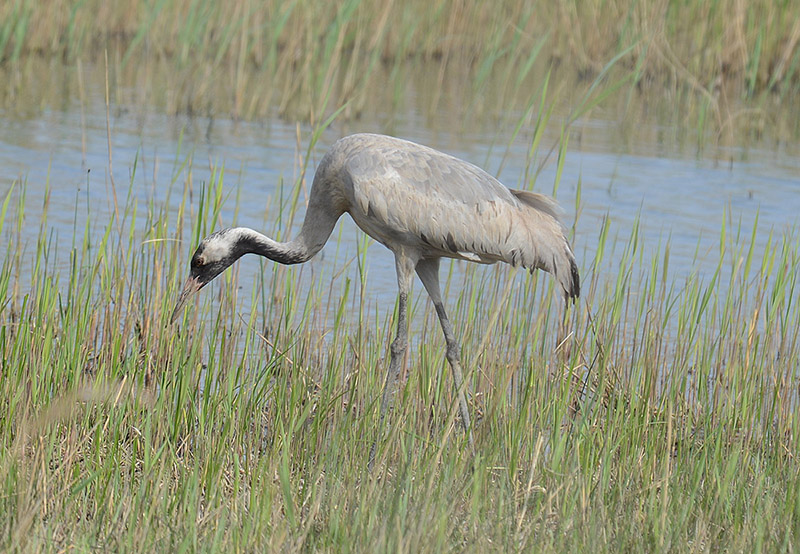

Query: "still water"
<box><xmin>1</xmin><ymin>82</ymin><xmax>799</xmax><ymax>322</ymax></box>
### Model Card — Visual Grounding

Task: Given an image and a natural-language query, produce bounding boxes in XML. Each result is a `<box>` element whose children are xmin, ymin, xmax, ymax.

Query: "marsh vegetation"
<box><xmin>1</xmin><ymin>1</ymin><xmax>799</xmax><ymax>551</ymax></box>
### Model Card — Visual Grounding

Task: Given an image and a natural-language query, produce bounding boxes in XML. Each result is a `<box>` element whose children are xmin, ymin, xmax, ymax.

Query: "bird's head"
<box><xmin>171</xmin><ymin>229</ymin><xmax>245</xmax><ymax>323</ymax></box>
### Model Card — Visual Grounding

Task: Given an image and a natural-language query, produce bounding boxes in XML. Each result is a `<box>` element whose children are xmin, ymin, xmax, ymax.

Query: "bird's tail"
<box><xmin>510</xmin><ymin>189</ymin><xmax>580</xmax><ymax>302</ymax></box>
<box><xmin>564</xmin><ymin>250</ymin><xmax>580</xmax><ymax>301</ymax></box>
<box><xmin>510</xmin><ymin>189</ymin><xmax>563</xmax><ymax>221</ymax></box>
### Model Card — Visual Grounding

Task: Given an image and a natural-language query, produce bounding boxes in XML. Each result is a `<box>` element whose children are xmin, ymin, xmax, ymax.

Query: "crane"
<box><xmin>171</xmin><ymin>133</ymin><xmax>580</xmax><ymax>467</ymax></box>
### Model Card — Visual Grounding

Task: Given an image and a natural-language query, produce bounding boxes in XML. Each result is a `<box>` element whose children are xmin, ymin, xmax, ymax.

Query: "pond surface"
<box><xmin>1</xmin><ymin>67</ymin><xmax>799</xmax><ymax>326</ymax></box>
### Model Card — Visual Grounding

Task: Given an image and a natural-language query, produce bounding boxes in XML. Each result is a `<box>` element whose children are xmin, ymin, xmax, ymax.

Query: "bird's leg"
<box><xmin>415</xmin><ymin>258</ymin><xmax>475</xmax><ymax>450</ymax></box>
<box><xmin>433</xmin><ymin>302</ymin><xmax>474</xmax><ymax>448</ymax></box>
<box><xmin>376</xmin><ymin>292</ymin><xmax>409</xmax><ymax>428</ymax></box>
<box><xmin>368</xmin><ymin>255</ymin><xmax>414</xmax><ymax>471</ymax></box>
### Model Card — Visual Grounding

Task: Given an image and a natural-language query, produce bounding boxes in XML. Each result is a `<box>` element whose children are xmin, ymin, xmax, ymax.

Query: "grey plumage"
<box><xmin>172</xmin><ymin>133</ymin><xmax>580</xmax><ymax>467</ymax></box>
<box><xmin>319</xmin><ymin>134</ymin><xmax>579</xmax><ymax>299</ymax></box>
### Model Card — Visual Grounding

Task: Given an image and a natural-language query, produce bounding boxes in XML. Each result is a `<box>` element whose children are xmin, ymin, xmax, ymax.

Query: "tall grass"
<box><xmin>1</xmin><ymin>123</ymin><xmax>798</xmax><ymax>551</ymax></box>
<box><xmin>0</xmin><ymin>0</ymin><xmax>798</xmax><ymax>145</ymax></box>
<box><xmin>3</xmin><ymin>0</ymin><xmax>798</xmax><ymax>92</ymax></box>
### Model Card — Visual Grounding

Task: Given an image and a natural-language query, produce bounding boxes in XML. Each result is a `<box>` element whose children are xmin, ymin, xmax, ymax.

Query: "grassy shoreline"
<box><xmin>3</xmin><ymin>0</ymin><xmax>798</xmax><ymax>93</ymax></box>
<box><xmin>1</xmin><ymin>1</ymin><xmax>799</xmax><ymax>550</ymax></box>
<box><xmin>1</xmin><ymin>136</ymin><xmax>798</xmax><ymax>550</ymax></box>
<box><xmin>1</xmin><ymin>0</ymin><xmax>799</xmax><ymax>146</ymax></box>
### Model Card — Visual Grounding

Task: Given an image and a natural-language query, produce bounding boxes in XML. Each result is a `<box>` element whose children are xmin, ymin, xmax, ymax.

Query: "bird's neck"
<box><xmin>231</xmin><ymin>206</ymin><xmax>339</xmax><ymax>265</ymax></box>
<box><xmin>229</xmin><ymin>228</ymin><xmax>305</xmax><ymax>265</ymax></box>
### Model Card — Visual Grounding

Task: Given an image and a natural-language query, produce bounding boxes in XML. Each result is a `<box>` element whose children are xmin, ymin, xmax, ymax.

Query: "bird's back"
<box><xmin>315</xmin><ymin>134</ymin><xmax>579</xmax><ymax>300</ymax></box>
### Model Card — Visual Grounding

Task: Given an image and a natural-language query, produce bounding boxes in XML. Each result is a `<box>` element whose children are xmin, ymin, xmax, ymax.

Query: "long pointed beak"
<box><xmin>171</xmin><ymin>276</ymin><xmax>202</xmax><ymax>324</ymax></box>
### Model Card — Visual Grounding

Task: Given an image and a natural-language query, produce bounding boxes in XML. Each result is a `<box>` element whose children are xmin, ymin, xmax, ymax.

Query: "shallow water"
<box><xmin>1</xmin><ymin>71</ymin><xmax>799</xmax><ymax>328</ymax></box>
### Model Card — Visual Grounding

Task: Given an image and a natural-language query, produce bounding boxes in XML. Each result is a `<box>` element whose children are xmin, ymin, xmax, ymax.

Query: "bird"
<box><xmin>171</xmin><ymin>133</ymin><xmax>580</xmax><ymax>467</ymax></box>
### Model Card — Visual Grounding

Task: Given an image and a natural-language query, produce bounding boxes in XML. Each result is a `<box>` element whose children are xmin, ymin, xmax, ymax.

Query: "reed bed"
<box><xmin>0</xmin><ymin>127</ymin><xmax>798</xmax><ymax>551</ymax></box>
<box><xmin>1</xmin><ymin>0</ymin><xmax>799</xmax><ymax>146</ymax></box>
<box><xmin>3</xmin><ymin>0</ymin><xmax>798</xmax><ymax>93</ymax></box>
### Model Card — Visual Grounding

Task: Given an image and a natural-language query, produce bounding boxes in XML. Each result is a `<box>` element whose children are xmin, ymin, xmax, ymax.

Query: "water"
<box><xmin>1</xmin><ymin>78</ymin><xmax>799</xmax><ymax>325</ymax></box>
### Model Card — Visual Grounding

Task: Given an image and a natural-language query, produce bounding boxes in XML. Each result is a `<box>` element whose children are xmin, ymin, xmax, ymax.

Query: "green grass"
<box><xmin>0</xmin><ymin>2</ymin><xmax>797</xmax><ymax>550</ymax></box>
<box><xmin>0</xmin><ymin>127</ymin><xmax>798</xmax><ymax>552</ymax></box>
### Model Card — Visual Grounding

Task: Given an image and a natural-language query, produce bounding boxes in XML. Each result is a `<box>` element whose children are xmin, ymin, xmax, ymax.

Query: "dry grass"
<box><xmin>0</xmin><ymin>0</ymin><xmax>798</xmax><ymax>135</ymax></box>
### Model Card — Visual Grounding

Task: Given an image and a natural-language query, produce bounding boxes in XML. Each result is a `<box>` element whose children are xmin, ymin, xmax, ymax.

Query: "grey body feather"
<box><xmin>310</xmin><ymin>133</ymin><xmax>579</xmax><ymax>299</ymax></box>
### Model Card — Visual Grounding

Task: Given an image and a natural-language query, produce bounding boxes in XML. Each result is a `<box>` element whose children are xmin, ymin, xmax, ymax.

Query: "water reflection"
<box><xmin>0</xmin><ymin>84</ymin><xmax>798</xmax><ymax>324</ymax></box>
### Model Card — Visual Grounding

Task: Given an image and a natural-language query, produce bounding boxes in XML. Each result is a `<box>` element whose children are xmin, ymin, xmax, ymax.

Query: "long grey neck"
<box><xmin>229</xmin><ymin>207</ymin><xmax>339</xmax><ymax>265</ymax></box>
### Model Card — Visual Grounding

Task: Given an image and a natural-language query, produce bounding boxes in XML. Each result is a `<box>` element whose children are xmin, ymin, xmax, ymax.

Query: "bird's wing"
<box><xmin>341</xmin><ymin>135</ymin><xmax>579</xmax><ymax>298</ymax></box>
